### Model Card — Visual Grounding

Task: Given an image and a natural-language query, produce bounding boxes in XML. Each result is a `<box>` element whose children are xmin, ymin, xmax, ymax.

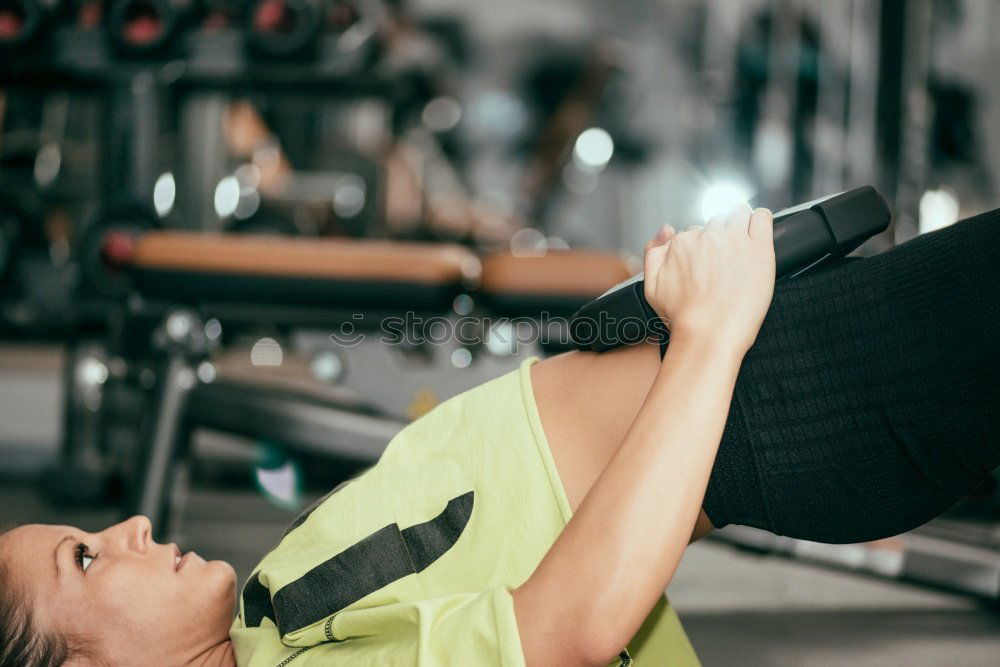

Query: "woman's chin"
<box><xmin>192</xmin><ymin>558</ymin><xmax>238</xmax><ymax>601</ymax></box>
<box><xmin>203</xmin><ymin>560</ymin><xmax>239</xmax><ymax>622</ymax></box>
<box><xmin>210</xmin><ymin>559</ymin><xmax>238</xmax><ymax>589</ymax></box>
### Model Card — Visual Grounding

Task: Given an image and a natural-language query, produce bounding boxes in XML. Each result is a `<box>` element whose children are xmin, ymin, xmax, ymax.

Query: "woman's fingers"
<box><xmin>644</xmin><ymin>223</ymin><xmax>676</xmax><ymax>253</ymax></box>
<box><xmin>704</xmin><ymin>212</ymin><xmax>727</xmax><ymax>230</ymax></box>
<box><xmin>748</xmin><ymin>207</ymin><xmax>774</xmax><ymax>242</ymax></box>
<box><xmin>723</xmin><ymin>202</ymin><xmax>754</xmax><ymax>229</ymax></box>
<box><xmin>706</xmin><ymin>202</ymin><xmax>752</xmax><ymax>231</ymax></box>
<box><xmin>643</xmin><ymin>235</ymin><xmax>672</xmax><ymax>286</ymax></box>
<box><xmin>642</xmin><ymin>237</ymin><xmax>671</xmax><ymax>316</ymax></box>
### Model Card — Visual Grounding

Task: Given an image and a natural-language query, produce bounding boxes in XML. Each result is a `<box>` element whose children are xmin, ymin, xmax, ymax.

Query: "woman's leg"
<box><xmin>705</xmin><ymin>207</ymin><xmax>1000</xmax><ymax>543</ymax></box>
<box><xmin>534</xmin><ymin>208</ymin><xmax>1000</xmax><ymax>545</ymax></box>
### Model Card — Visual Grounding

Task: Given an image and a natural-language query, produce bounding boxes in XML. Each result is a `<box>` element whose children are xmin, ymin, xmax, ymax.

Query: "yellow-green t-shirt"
<box><xmin>230</xmin><ymin>358</ymin><xmax>700</xmax><ymax>666</ymax></box>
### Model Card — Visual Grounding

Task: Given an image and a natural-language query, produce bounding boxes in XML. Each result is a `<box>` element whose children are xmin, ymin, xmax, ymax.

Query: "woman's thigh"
<box><xmin>703</xmin><ymin>210</ymin><xmax>1000</xmax><ymax>542</ymax></box>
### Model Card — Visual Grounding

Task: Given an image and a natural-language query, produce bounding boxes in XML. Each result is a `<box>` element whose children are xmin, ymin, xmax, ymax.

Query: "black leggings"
<box><xmin>697</xmin><ymin>208</ymin><xmax>1000</xmax><ymax>544</ymax></box>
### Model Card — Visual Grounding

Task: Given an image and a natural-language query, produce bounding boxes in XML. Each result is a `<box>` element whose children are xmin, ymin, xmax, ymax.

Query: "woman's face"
<box><xmin>0</xmin><ymin>516</ymin><xmax>236</xmax><ymax>664</ymax></box>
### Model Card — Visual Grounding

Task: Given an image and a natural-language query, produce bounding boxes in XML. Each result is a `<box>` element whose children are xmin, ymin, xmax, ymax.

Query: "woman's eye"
<box><xmin>74</xmin><ymin>543</ymin><xmax>96</xmax><ymax>573</ymax></box>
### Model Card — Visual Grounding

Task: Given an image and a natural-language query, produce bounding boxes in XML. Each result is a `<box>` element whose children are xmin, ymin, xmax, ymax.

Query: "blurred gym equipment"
<box><xmin>0</xmin><ymin>0</ymin><xmax>396</xmax><ymax>517</ymax></box>
<box><xmin>106</xmin><ymin>0</ymin><xmax>194</xmax><ymax>55</ymax></box>
<box><xmin>53</xmin><ymin>227</ymin><xmax>633</xmax><ymax>536</ymax></box>
<box><xmin>246</xmin><ymin>0</ymin><xmax>377</xmax><ymax>60</ymax></box>
<box><xmin>0</xmin><ymin>0</ymin><xmax>63</xmax><ymax>53</ymax></box>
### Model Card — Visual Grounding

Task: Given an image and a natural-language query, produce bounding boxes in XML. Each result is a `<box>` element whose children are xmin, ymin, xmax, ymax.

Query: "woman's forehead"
<box><xmin>1</xmin><ymin>524</ymin><xmax>76</xmax><ymax>566</ymax></box>
<box><xmin>1</xmin><ymin>524</ymin><xmax>86</xmax><ymax>600</ymax></box>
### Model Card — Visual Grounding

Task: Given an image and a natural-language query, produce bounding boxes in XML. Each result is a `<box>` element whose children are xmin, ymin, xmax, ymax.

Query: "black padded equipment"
<box><xmin>130</xmin><ymin>268</ymin><xmax>466</xmax><ymax>314</ymax></box>
<box><xmin>569</xmin><ymin>186</ymin><xmax>892</xmax><ymax>351</ymax></box>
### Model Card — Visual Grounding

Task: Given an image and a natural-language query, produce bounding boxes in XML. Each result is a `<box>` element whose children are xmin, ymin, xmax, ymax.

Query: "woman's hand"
<box><xmin>643</xmin><ymin>205</ymin><xmax>775</xmax><ymax>354</ymax></box>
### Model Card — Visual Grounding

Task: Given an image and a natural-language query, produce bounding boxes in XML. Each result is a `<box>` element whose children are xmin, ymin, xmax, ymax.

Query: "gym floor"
<box><xmin>1</xmin><ymin>345</ymin><xmax>999</xmax><ymax>666</ymax></box>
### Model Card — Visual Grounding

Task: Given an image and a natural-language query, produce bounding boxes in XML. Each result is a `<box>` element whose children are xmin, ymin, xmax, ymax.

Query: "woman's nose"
<box><xmin>114</xmin><ymin>515</ymin><xmax>153</xmax><ymax>554</ymax></box>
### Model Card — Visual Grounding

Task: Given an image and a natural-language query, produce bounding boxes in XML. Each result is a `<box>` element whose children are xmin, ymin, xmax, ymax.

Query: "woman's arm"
<box><xmin>512</xmin><ymin>206</ymin><xmax>775</xmax><ymax>666</ymax></box>
<box><xmin>516</xmin><ymin>338</ymin><xmax>743</xmax><ymax>664</ymax></box>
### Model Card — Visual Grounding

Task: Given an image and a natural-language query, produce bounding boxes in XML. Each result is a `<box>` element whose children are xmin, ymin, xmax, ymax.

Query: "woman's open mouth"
<box><xmin>172</xmin><ymin>543</ymin><xmax>183</xmax><ymax>571</ymax></box>
<box><xmin>176</xmin><ymin>552</ymin><xmax>191</xmax><ymax>571</ymax></box>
